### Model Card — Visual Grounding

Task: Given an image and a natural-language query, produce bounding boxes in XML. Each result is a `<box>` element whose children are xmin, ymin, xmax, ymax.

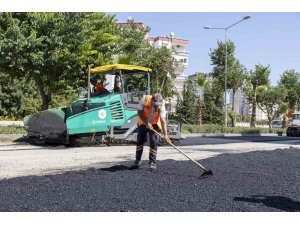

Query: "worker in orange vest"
<box><xmin>132</xmin><ymin>93</ymin><xmax>171</xmax><ymax>170</ymax></box>
<box><xmin>95</xmin><ymin>79</ymin><xmax>109</xmax><ymax>95</ymax></box>
<box><xmin>95</xmin><ymin>80</ymin><xmax>105</xmax><ymax>93</ymax></box>
<box><xmin>287</xmin><ymin>110</ymin><xmax>293</xmax><ymax>118</ymax></box>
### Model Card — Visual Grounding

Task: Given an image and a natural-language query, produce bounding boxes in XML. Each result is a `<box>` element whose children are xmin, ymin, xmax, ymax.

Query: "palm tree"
<box><xmin>196</xmin><ymin>74</ymin><xmax>207</xmax><ymax>125</ymax></box>
<box><xmin>248</xmin><ymin>65</ymin><xmax>270</xmax><ymax>127</ymax></box>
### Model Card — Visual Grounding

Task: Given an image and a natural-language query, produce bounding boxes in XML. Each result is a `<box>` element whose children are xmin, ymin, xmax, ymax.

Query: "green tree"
<box><xmin>196</xmin><ymin>74</ymin><xmax>207</xmax><ymax>125</ymax></box>
<box><xmin>209</xmin><ymin>40</ymin><xmax>247</xmax><ymax>127</ymax></box>
<box><xmin>176</xmin><ymin>79</ymin><xmax>196</xmax><ymax>123</ymax></box>
<box><xmin>202</xmin><ymin>79</ymin><xmax>224</xmax><ymax>125</ymax></box>
<box><xmin>227</xmin><ymin>60</ymin><xmax>247</xmax><ymax>127</ymax></box>
<box><xmin>0</xmin><ymin>12</ymin><xmax>118</xmax><ymax>110</ymax></box>
<box><xmin>257</xmin><ymin>86</ymin><xmax>288</xmax><ymax>131</ymax></box>
<box><xmin>277</xmin><ymin>69</ymin><xmax>300</xmax><ymax>126</ymax></box>
<box><xmin>115</xmin><ymin>19</ymin><xmax>151</xmax><ymax>59</ymax></box>
<box><xmin>0</xmin><ymin>72</ymin><xmax>40</xmax><ymax>119</ymax></box>
<box><xmin>113</xmin><ymin>19</ymin><xmax>176</xmax><ymax>99</ymax></box>
<box><xmin>278</xmin><ymin>69</ymin><xmax>300</xmax><ymax>111</ymax></box>
<box><xmin>209</xmin><ymin>40</ymin><xmax>236</xmax><ymax>88</ymax></box>
<box><xmin>137</xmin><ymin>46</ymin><xmax>176</xmax><ymax>97</ymax></box>
<box><xmin>243</xmin><ymin>64</ymin><xmax>270</xmax><ymax>127</ymax></box>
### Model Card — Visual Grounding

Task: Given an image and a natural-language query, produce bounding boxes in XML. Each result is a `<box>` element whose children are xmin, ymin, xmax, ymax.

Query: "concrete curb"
<box><xmin>0</xmin><ymin>134</ymin><xmax>26</xmax><ymax>143</ymax></box>
<box><xmin>0</xmin><ymin>133</ymin><xmax>286</xmax><ymax>143</ymax></box>
<box><xmin>180</xmin><ymin>133</ymin><xmax>286</xmax><ymax>138</ymax></box>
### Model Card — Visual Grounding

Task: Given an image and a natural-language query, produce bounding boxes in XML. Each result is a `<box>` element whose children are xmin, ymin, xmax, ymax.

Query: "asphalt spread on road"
<box><xmin>0</xmin><ymin>147</ymin><xmax>300</xmax><ymax>212</ymax></box>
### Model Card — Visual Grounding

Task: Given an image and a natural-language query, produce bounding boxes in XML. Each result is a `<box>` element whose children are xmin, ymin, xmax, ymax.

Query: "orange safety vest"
<box><xmin>138</xmin><ymin>95</ymin><xmax>161</xmax><ymax>128</ymax></box>
<box><xmin>287</xmin><ymin>110</ymin><xmax>293</xmax><ymax>118</ymax></box>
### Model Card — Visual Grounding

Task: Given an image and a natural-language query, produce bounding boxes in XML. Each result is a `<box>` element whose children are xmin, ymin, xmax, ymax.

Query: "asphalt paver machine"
<box><xmin>24</xmin><ymin>64</ymin><xmax>181</xmax><ymax>146</ymax></box>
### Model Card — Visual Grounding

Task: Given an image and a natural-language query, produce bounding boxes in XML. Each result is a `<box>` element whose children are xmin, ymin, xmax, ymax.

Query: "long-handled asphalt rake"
<box><xmin>151</xmin><ymin>128</ymin><xmax>213</xmax><ymax>177</ymax></box>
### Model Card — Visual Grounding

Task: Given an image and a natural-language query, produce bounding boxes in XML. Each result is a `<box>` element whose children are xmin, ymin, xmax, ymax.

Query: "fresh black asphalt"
<box><xmin>179</xmin><ymin>135</ymin><xmax>300</xmax><ymax>146</ymax></box>
<box><xmin>0</xmin><ymin>146</ymin><xmax>300</xmax><ymax>212</ymax></box>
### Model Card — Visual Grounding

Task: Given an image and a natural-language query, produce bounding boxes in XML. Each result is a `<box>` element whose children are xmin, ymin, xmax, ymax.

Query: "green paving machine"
<box><xmin>24</xmin><ymin>64</ymin><xmax>181</xmax><ymax>146</ymax></box>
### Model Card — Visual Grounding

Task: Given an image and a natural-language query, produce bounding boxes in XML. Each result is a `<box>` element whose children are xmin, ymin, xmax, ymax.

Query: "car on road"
<box><xmin>271</xmin><ymin>120</ymin><xmax>283</xmax><ymax>128</ymax></box>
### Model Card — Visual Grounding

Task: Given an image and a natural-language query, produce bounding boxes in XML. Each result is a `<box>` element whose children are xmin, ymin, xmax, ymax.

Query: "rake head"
<box><xmin>200</xmin><ymin>169</ymin><xmax>213</xmax><ymax>178</ymax></box>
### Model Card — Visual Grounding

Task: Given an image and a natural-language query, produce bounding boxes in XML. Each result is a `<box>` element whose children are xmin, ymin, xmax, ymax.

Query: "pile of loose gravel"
<box><xmin>0</xmin><ymin>147</ymin><xmax>300</xmax><ymax>212</ymax></box>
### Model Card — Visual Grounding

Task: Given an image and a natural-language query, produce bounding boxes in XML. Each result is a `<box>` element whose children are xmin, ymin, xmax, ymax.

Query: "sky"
<box><xmin>2</xmin><ymin>1</ymin><xmax>300</xmax><ymax>87</ymax></box>
<box><xmin>112</xmin><ymin>12</ymin><xmax>300</xmax><ymax>86</ymax></box>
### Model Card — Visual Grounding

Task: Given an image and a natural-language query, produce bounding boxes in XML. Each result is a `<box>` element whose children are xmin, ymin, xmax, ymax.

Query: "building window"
<box><xmin>183</xmin><ymin>58</ymin><xmax>187</xmax><ymax>63</ymax></box>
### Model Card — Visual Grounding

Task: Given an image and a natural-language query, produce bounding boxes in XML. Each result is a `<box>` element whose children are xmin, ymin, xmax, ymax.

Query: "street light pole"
<box><xmin>204</xmin><ymin>15</ymin><xmax>250</xmax><ymax>127</ymax></box>
<box><xmin>224</xmin><ymin>29</ymin><xmax>228</xmax><ymax>127</ymax></box>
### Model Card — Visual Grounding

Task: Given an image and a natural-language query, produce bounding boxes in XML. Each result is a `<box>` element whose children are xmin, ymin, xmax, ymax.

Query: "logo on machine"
<box><xmin>98</xmin><ymin>109</ymin><xmax>106</xmax><ymax>119</ymax></box>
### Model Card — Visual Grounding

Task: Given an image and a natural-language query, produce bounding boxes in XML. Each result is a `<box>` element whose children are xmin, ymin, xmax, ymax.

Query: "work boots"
<box><xmin>131</xmin><ymin>160</ymin><xmax>157</xmax><ymax>170</ymax></box>
<box><xmin>149</xmin><ymin>162</ymin><xmax>157</xmax><ymax>170</ymax></box>
<box><xmin>131</xmin><ymin>160</ymin><xmax>142</xmax><ymax>169</ymax></box>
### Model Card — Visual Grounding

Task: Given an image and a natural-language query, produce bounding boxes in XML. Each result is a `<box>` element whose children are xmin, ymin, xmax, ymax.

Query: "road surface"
<box><xmin>0</xmin><ymin>136</ymin><xmax>300</xmax><ymax>211</ymax></box>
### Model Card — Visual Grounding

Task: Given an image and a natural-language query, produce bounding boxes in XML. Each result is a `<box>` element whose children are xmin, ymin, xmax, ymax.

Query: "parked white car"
<box><xmin>271</xmin><ymin>120</ymin><xmax>282</xmax><ymax>128</ymax></box>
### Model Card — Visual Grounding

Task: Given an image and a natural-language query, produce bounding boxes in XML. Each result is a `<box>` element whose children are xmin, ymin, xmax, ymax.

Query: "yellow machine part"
<box><xmin>90</xmin><ymin>64</ymin><xmax>152</xmax><ymax>74</ymax></box>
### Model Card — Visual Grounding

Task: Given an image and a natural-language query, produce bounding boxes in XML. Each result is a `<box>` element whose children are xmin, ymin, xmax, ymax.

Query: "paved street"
<box><xmin>0</xmin><ymin>137</ymin><xmax>300</xmax><ymax>211</ymax></box>
<box><xmin>179</xmin><ymin>134</ymin><xmax>300</xmax><ymax>145</ymax></box>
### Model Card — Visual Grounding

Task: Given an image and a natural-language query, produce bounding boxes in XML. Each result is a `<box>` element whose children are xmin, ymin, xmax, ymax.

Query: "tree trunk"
<box><xmin>35</xmin><ymin>78</ymin><xmax>51</xmax><ymax>111</ymax></box>
<box><xmin>250</xmin><ymin>97</ymin><xmax>257</xmax><ymax>127</ymax></box>
<box><xmin>40</xmin><ymin>88</ymin><xmax>52</xmax><ymax>111</ymax></box>
<box><xmin>159</xmin><ymin>76</ymin><xmax>167</xmax><ymax>94</ymax></box>
<box><xmin>196</xmin><ymin>98</ymin><xmax>202</xmax><ymax>125</ymax></box>
<box><xmin>155</xmin><ymin>76</ymin><xmax>159</xmax><ymax>94</ymax></box>
<box><xmin>47</xmin><ymin>86</ymin><xmax>52</xmax><ymax>106</ymax></box>
<box><xmin>268</xmin><ymin>116</ymin><xmax>272</xmax><ymax>132</ymax></box>
<box><xmin>282</xmin><ymin>115</ymin><xmax>287</xmax><ymax>128</ymax></box>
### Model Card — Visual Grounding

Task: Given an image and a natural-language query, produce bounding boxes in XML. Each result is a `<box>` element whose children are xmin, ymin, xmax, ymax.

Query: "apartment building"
<box><xmin>147</xmin><ymin>33</ymin><xmax>190</xmax><ymax>112</ymax></box>
<box><xmin>230</xmin><ymin>89</ymin><xmax>268</xmax><ymax>121</ymax></box>
<box><xmin>148</xmin><ymin>34</ymin><xmax>189</xmax><ymax>77</ymax></box>
<box><xmin>119</xmin><ymin>21</ymin><xmax>190</xmax><ymax>112</ymax></box>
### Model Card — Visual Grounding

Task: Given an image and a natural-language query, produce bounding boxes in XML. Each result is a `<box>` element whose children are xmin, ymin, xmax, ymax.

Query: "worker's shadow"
<box><xmin>234</xmin><ymin>195</ymin><xmax>300</xmax><ymax>212</ymax></box>
<box><xmin>98</xmin><ymin>164</ymin><xmax>135</xmax><ymax>172</ymax></box>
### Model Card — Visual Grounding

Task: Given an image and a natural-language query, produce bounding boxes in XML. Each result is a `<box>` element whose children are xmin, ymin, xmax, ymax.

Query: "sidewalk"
<box><xmin>0</xmin><ymin>121</ymin><xmax>25</xmax><ymax>142</ymax></box>
<box><xmin>0</xmin><ymin>121</ymin><xmax>24</xmax><ymax>126</ymax></box>
<box><xmin>0</xmin><ymin>133</ymin><xmax>285</xmax><ymax>143</ymax></box>
<box><xmin>0</xmin><ymin>120</ymin><xmax>285</xmax><ymax>142</ymax></box>
<box><xmin>0</xmin><ymin>134</ymin><xmax>25</xmax><ymax>142</ymax></box>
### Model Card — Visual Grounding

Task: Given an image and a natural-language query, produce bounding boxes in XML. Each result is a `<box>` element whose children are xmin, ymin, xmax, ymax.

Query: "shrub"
<box><xmin>181</xmin><ymin>124</ymin><xmax>285</xmax><ymax>134</ymax></box>
<box><xmin>0</xmin><ymin>126</ymin><xmax>26</xmax><ymax>134</ymax></box>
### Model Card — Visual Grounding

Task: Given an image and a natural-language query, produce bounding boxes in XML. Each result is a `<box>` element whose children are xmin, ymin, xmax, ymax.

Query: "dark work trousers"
<box><xmin>136</xmin><ymin>124</ymin><xmax>160</xmax><ymax>163</ymax></box>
